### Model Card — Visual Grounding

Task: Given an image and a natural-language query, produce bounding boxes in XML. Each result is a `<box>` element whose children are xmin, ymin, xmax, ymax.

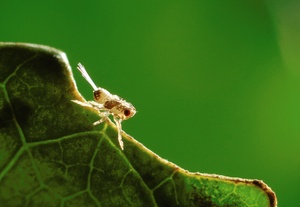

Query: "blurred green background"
<box><xmin>1</xmin><ymin>0</ymin><xmax>299</xmax><ymax>206</ymax></box>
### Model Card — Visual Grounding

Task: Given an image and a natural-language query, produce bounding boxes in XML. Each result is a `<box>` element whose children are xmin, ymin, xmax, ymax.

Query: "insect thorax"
<box><xmin>103</xmin><ymin>99</ymin><xmax>136</xmax><ymax>120</ymax></box>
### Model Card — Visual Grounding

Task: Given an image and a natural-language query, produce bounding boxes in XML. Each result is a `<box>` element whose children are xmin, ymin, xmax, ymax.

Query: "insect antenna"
<box><xmin>77</xmin><ymin>63</ymin><xmax>98</xmax><ymax>91</ymax></box>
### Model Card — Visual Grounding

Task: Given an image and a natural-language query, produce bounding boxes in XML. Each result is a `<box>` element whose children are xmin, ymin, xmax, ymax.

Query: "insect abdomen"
<box><xmin>93</xmin><ymin>88</ymin><xmax>113</xmax><ymax>103</ymax></box>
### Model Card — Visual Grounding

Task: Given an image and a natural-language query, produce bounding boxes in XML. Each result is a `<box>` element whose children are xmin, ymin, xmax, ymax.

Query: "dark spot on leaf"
<box><xmin>252</xmin><ymin>180</ymin><xmax>277</xmax><ymax>207</ymax></box>
<box><xmin>0</xmin><ymin>102</ymin><xmax>13</xmax><ymax>128</ymax></box>
<box><xmin>189</xmin><ymin>186</ymin><xmax>215</xmax><ymax>207</ymax></box>
<box><xmin>10</xmin><ymin>97</ymin><xmax>34</xmax><ymax>127</ymax></box>
<box><xmin>25</xmin><ymin>54</ymin><xmax>67</xmax><ymax>86</ymax></box>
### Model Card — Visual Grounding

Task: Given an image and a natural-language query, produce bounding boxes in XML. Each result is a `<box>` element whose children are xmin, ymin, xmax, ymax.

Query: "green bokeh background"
<box><xmin>1</xmin><ymin>0</ymin><xmax>299</xmax><ymax>206</ymax></box>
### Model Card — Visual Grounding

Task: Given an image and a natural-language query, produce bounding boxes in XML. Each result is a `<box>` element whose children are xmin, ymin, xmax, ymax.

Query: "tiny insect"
<box><xmin>72</xmin><ymin>63</ymin><xmax>136</xmax><ymax>150</ymax></box>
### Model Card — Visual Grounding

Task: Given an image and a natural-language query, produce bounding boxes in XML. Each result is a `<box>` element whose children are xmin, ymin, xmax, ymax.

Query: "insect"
<box><xmin>72</xmin><ymin>63</ymin><xmax>136</xmax><ymax>150</ymax></box>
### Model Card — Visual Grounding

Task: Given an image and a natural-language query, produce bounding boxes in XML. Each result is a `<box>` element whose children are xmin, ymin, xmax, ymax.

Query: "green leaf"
<box><xmin>0</xmin><ymin>43</ymin><xmax>277</xmax><ymax>207</ymax></box>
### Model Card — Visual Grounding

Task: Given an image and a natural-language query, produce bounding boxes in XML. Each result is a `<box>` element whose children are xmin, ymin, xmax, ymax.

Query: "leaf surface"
<box><xmin>0</xmin><ymin>43</ymin><xmax>277</xmax><ymax>207</ymax></box>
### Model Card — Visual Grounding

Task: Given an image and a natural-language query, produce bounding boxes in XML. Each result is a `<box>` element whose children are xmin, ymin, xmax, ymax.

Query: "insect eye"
<box><xmin>124</xmin><ymin>109</ymin><xmax>131</xmax><ymax>116</ymax></box>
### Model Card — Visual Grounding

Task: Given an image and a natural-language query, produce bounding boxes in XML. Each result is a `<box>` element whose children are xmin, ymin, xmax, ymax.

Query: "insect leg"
<box><xmin>71</xmin><ymin>100</ymin><xmax>94</xmax><ymax>108</ymax></box>
<box><xmin>93</xmin><ymin>110</ymin><xmax>111</xmax><ymax>125</ymax></box>
<box><xmin>88</xmin><ymin>101</ymin><xmax>104</xmax><ymax>110</ymax></box>
<box><xmin>113</xmin><ymin>116</ymin><xmax>124</xmax><ymax>150</ymax></box>
<box><xmin>93</xmin><ymin>117</ymin><xmax>108</xmax><ymax>125</ymax></box>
